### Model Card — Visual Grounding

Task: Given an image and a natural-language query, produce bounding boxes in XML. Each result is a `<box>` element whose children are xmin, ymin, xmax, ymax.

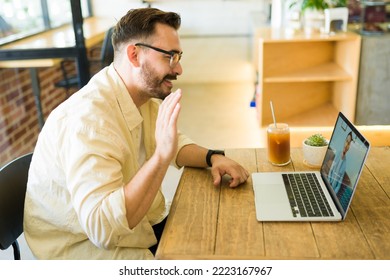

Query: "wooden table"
<box><xmin>156</xmin><ymin>147</ymin><xmax>390</xmax><ymax>260</ymax></box>
<box><xmin>0</xmin><ymin>17</ymin><xmax>114</xmax><ymax>128</ymax></box>
<box><xmin>0</xmin><ymin>17</ymin><xmax>114</xmax><ymax>62</ymax></box>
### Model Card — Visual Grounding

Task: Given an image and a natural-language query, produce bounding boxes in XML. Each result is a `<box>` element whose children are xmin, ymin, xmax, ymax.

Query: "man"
<box><xmin>328</xmin><ymin>131</ymin><xmax>352</xmax><ymax>194</ymax></box>
<box><xmin>24</xmin><ymin>8</ymin><xmax>249</xmax><ymax>260</ymax></box>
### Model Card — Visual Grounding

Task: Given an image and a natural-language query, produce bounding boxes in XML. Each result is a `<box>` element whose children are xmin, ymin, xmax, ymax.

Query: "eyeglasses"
<box><xmin>135</xmin><ymin>43</ymin><xmax>182</xmax><ymax>68</ymax></box>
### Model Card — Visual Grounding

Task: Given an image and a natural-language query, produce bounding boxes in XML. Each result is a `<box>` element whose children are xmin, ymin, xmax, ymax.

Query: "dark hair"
<box><xmin>112</xmin><ymin>8</ymin><xmax>181</xmax><ymax>51</ymax></box>
<box><xmin>346</xmin><ymin>131</ymin><xmax>353</xmax><ymax>142</ymax></box>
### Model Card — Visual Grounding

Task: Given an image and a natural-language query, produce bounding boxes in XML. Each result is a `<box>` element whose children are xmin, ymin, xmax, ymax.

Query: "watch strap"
<box><xmin>206</xmin><ymin>149</ymin><xmax>225</xmax><ymax>167</ymax></box>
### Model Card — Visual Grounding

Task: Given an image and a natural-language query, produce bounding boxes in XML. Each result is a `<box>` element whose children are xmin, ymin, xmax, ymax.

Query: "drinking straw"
<box><xmin>270</xmin><ymin>101</ymin><xmax>277</xmax><ymax>128</ymax></box>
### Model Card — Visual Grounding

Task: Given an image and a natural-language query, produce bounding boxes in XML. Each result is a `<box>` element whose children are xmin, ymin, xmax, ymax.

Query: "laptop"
<box><xmin>252</xmin><ymin>112</ymin><xmax>370</xmax><ymax>221</ymax></box>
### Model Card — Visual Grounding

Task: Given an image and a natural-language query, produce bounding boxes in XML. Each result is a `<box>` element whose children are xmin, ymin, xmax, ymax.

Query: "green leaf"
<box><xmin>304</xmin><ymin>134</ymin><xmax>328</xmax><ymax>146</ymax></box>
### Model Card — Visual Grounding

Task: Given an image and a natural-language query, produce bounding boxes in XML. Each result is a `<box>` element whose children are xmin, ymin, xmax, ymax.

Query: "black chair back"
<box><xmin>54</xmin><ymin>26</ymin><xmax>115</xmax><ymax>94</ymax></box>
<box><xmin>100</xmin><ymin>26</ymin><xmax>114</xmax><ymax>67</ymax></box>
<box><xmin>0</xmin><ymin>153</ymin><xmax>33</xmax><ymax>260</ymax></box>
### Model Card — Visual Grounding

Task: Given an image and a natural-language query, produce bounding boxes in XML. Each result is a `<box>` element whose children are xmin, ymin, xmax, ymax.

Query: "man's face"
<box><xmin>343</xmin><ymin>134</ymin><xmax>352</xmax><ymax>155</ymax></box>
<box><xmin>138</xmin><ymin>23</ymin><xmax>183</xmax><ymax>100</ymax></box>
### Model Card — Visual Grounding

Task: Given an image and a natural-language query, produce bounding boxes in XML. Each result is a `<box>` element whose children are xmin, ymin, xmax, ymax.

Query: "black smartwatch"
<box><xmin>206</xmin><ymin>149</ymin><xmax>225</xmax><ymax>167</ymax></box>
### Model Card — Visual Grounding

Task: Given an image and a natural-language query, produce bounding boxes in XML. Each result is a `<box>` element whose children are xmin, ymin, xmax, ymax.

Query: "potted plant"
<box><xmin>323</xmin><ymin>0</ymin><xmax>349</xmax><ymax>33</ymax></box>
<box><xmin>289</xmin><ymin>0</ymin><xmax>347</xmax><ymax>12</ymax></box>
<box><xmin>302</xmin><ymin>133</ymin><xmax>329</xmax><ymax>167</ymax></box>
<box><xmin>288</xmin><ymin>0</ymin><xmax>347</xmax><ymax>33</ymax></box>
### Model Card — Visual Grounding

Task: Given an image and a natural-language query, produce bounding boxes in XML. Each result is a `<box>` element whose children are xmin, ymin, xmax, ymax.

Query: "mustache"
<box><xmin>164</xmin><ymin>74</ymin><xmax>177</xmax><ymax>81</ymax></box>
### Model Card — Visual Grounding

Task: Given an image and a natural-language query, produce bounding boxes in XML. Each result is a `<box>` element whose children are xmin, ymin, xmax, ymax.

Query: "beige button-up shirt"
<box><xmin>24</xmin><ymin>65</ymin><xmax>194</xmax><ymax>259</ymax></box>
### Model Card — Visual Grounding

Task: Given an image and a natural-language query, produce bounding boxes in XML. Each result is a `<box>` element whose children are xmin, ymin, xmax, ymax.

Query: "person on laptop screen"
<box><xmin>325</xmin><ymin>126</ymin><xmax>368</xmax><ymax>212</ymax></box>
<box><xmin>328</xmin><ymin>131</ymin><xmax>352</xmax><ymax>195</ymax></box>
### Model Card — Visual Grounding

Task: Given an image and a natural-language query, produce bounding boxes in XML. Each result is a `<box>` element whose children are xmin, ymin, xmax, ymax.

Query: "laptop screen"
<box><xmin>321</xmin><ymin>112</ymin><xmax>370</xmax><ymax>218</ymax></box>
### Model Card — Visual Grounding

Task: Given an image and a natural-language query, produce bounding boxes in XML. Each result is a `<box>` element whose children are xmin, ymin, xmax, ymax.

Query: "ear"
<box><xmin>126</xmin><ymin>44</ymin><xmax>140</xmax><ymax>67</ymax></box>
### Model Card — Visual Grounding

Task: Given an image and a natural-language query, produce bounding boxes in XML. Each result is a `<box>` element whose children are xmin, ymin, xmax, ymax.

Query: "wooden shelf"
<box><xmin>280</xmin><ymin>103</ymin><xmax>339</xmax><ymax>127</ymax></box>
<box><xmin>259</xmin><ymin>102</ymin><xmax>339</xmax><ymax>127</ymax></box>
<box><xmin>264</xmin><ymin>62</ymin><xmax>352</xmax><ymax>83</ymax></box>
<box><xmin>255</xmin><ymin>28</ymin><xmax>361</xmax><ymax>127</ymax></box>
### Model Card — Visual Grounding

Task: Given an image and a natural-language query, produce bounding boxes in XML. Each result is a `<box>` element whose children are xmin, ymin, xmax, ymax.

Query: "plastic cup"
<box><xmin>267</xmin><ymin>123</ymin><xmax>291</xmax><ymax>166</ymax></box>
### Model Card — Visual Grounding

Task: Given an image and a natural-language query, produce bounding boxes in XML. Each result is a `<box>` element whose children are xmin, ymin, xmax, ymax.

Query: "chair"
<box><xmin>0</xmin><ymin>153</ymin><xmax>33</xmax><ymax>260</ymax></box>
<box><xmin>55</xmin><ymin>26</ymin><xmax>115</xmax><ymax>95</ymax></box>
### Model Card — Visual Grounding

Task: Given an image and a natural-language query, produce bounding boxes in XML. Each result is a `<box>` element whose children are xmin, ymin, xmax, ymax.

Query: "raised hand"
<box><xmin>154</xmin><ymin>89</ymin><xmax>182</xmax><ymax>164</ymax></box>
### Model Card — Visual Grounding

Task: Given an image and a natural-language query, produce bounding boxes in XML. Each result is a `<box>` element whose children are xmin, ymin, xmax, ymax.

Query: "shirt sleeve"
<box><xmin>172</xmin><ymin>131</ymin><xmax>195</xmax><ymax>169</ymax></box>
<box><xmin>60</xmin><ymin>124</ymin><xmax>136</xmax><ymax>249</ymax></box>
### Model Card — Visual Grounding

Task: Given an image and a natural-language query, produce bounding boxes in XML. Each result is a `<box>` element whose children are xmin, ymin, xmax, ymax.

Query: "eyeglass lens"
<box><xmin>136</xmin><ymin>43</ymin><xmax>182</xmax><ymax>68</ymax></box>
<box><xmin>170</xmin><ymin>53</ymin><xmax>182</xmax><ymax>67</ymax></box>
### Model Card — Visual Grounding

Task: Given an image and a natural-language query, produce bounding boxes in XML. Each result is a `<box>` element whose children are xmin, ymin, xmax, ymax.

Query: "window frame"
<box><xmin>0</xmin><ymin>0</ymin><xmax>92</xmax><ymax>46</ymax></box>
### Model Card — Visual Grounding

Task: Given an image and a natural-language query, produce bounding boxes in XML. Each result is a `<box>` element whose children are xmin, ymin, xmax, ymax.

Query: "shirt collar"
<box><xmin>107</xmin><ymin>64</ymin><xmax>143</xmax><ymax>131</ymax></box>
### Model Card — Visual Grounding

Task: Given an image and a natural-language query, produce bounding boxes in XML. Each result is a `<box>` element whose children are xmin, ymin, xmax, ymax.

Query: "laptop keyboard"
<box><xmin>282</xmin><ymin>173</ymin><xmax>334</xmax><ymax>218</ymax></box>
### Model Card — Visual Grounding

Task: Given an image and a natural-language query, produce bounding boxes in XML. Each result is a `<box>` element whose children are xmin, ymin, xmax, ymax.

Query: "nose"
<box><xmin>173</xmin><ymin>62</ymin><xmax>183</xmax><ymax>76</ymax></box>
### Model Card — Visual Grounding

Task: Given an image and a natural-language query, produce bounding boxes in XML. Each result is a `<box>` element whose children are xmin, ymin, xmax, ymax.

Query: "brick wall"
<box><xmin>0</xmin><ymin>66</ymin><xmax>68</xmax><ymax>165</ymax></box>
<box><xmin>0</xmin><ymin>46</ymin><xmax>101</xmax><ymax>166</ymax></box>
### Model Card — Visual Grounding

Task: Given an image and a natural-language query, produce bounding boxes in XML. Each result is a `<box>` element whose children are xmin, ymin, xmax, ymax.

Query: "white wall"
<box><xmin>91</xmin><ymin>0</ymin><xmax>271</xmax><ymax>83</ymax></box>
<box><xmin>91</xmin><ymin>0</ymin><xmax>270</xmax><ymax>36</ymax></box>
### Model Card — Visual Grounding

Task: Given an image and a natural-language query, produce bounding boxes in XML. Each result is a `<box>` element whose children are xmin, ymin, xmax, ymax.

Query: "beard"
<box><xmin>140</xmin><ymin>60</ymin><xmax>177</xmax><ymax>100</ymax></box>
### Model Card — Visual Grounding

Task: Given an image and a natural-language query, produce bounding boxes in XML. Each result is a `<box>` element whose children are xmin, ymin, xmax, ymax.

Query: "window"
<box><xmin>0</xmin><ymin>0</ymin><xmax>91</xmax><ymax>45</ymax></box>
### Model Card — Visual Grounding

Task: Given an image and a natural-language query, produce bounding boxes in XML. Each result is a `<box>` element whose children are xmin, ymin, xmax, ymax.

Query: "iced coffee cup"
<box><xmin>267</xmin><ymin>123</ymin><xmax>291</xmax><ymax>166</ymax></box>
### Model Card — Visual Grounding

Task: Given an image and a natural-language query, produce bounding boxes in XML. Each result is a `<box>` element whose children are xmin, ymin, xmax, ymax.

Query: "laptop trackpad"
<box><xmin>255</xmin><ymin>183</ymin><xmax>288</xmax><ymax>204</ymax></box>
<box><xmin>252</xmin><ymin>173</ymin><xmax>293</xmax><ymax>221</ymax></box>
<box><xmin>253</xmin><ymin>172</ymin><xmax>286</xmax><ymax>203</ymax></box>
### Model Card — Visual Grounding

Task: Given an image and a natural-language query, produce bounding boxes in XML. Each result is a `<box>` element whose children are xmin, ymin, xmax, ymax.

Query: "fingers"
<box><xmin>211</xmin><ymin>164</ymin><xmax>249</xmax><ymax>188</ymax></box>
<box><xmin>228</xmin><ymin>174</ymin><xmax>246</xmax><ymax>188</ymax></box>
<box><xmin>170</xmin><ymin>102</ymin><xmax>181</xmax><ymax>128</ymax></box>
<box><xmin>155</xmin><ymin>89</ymin><xmax>182</xmax><ymax>163</ymax></box>
<box><xmin>166</xmin><ymin>90</ymin><xmax>181</xmax><ymax>133</ymax></box>
<box><xmin>228</xmin><ymin>168</ymin><xmax>249</xmax><ymax>188</ymax></box>
<box><xmin>159</xmin><ymin>89</ymin><xmax>182</xmax><ymax>125</ymax></box>
<box><xmin>163</xmin><ymin>89</ymin><xmax>182</xmax><ymax>112</ymax></box>
<box><xmin>211</xmin><ymin>168</ymin><xmax>222</xmax><ymax>186</ymax></box>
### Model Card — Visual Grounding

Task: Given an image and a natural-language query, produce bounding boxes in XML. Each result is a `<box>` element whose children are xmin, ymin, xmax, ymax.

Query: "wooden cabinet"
<box><xmin>255</xmin><ymin>28</ymin><xmax>361</xmax><ymax>127</ymax></box>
